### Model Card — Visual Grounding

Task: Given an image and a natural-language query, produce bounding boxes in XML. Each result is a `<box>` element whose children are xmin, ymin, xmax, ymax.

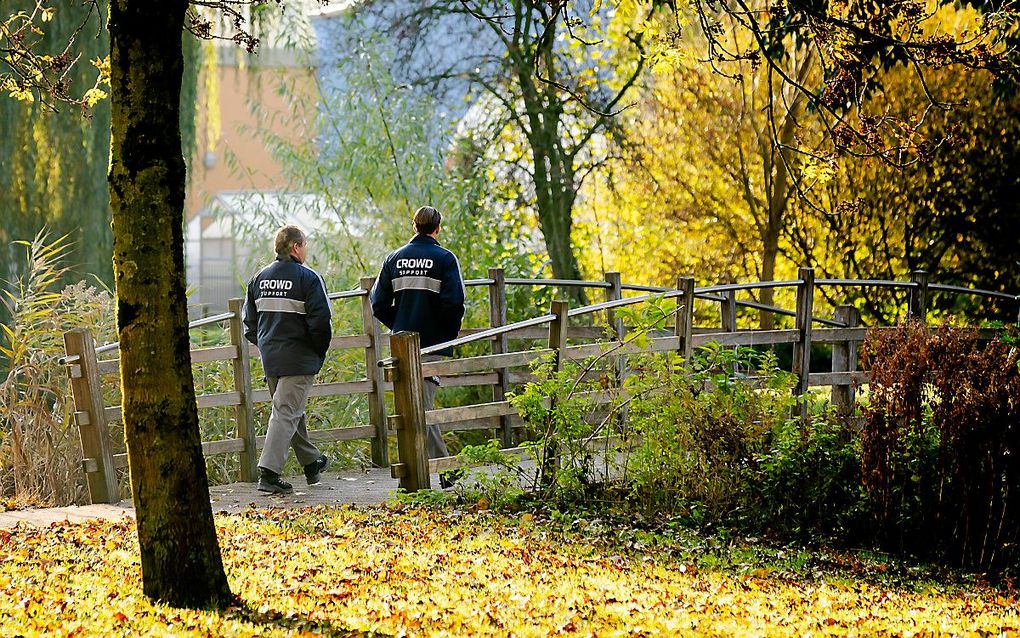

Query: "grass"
<box><xmin>2</xmin><ymin>504</ymin><xmax>1017</xmax><ymax>636</ymax></box>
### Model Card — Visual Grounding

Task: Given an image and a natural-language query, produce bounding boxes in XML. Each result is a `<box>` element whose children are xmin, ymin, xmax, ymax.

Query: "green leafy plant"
<box><xmin>505</xmin><ymin>296</ymin><xmax>833</xmax><ymax>529</ymax></box>
<box><xmin>623</xmin><ymin>344</ymin><xmax>797</xmax><ymax>522</ymax></box>
<box><xmin>749</xmin><ymin>411</ymin><xmax>868</xmax><ymax>541</ymax></box>
<box><xmin>451</xmin><ymin>439</ymin><xmax>530</xmax><ymax>508</ymax></box>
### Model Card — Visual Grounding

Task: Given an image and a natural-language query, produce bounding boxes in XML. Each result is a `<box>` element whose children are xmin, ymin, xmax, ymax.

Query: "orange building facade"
<box><xmin>185</xmin><ymin>47</ymin><xmax>319</xmax><ymax>315</ymax></box>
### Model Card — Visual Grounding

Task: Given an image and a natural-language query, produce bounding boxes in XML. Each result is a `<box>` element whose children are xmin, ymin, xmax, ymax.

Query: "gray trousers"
<box><xmin>258</xmin><ymin>374</ymin><xmax>322</xmax><ymax>475</ymax></box>
<box><xmin>422</xmin><ymin>354</ymin><xmax>451</xmax><ymax>459</ymax></box>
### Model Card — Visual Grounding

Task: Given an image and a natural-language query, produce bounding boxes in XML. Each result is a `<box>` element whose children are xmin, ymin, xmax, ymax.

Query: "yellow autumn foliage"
<box><xmin>1</xmin><ymin>506</ymin><xmax>1017</xmax><ymax>636</ymax></box>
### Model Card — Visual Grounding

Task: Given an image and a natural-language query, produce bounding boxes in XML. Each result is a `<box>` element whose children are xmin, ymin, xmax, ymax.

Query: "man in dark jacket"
<box><xmin>371</xmin><ymin>206</ymin><xmax>465</xmax><ymax>485</ymax></box>
<box><xmin>243</xmin><ymin>225</ymin><xmax>331</xmax><ymax>494</ymax></box>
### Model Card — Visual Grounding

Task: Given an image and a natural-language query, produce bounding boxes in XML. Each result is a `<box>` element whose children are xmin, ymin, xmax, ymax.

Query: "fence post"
<box><xmin>604</xmin><ymin>272</ymin><xmax>627</xmax><ymax>425</ymax></box>
<box><xmin>831</xmin><ymin>304</ymin><xmax>859</xmax><ymax>418</ymax></box>
<box><xmin>361</xmin><ymin>277</ymin><xmax>389</xmax><ymax>467</ymax></box>
<box><xmin>720</xmin><ymin>288</ymin><xmax>739</xmax><ymax>374</ymax></box>
<box><xmin>604</xmin><ymin>271</ymin><xmax>624</xmax><ymax>344</ymax></box>
<box><xmin>908</xmin><ymin>269</ymin><xmax>930</xmax><ymax>323</ymax></box>
<box><xmin>386</xmin><ymin>332</ymin><xmax>430</xmax><ymax>491</ymax></box>
<box><xmin>792</xmin><ymin>267</ymin><xmax>815</xmax><ymax>421</ymax></box>
<box><xmin>63</xmin><ymin>329</ymin><xmax>119</xmax><ymax>504</ymax></box>
<box><xmin>674</xmin><ymin>276</ymin><xmax>695</xmax><ymax>363</ymax></box>
<box><xmin>540</xmin><ymin>300</ymin><xmax>570</xmax><ymax>485</ymax></box>
<box><xmin>488</xmin><ymin>267</ymin><xmax>513</xmax><ymax>447</ymax></box>
<box><xmin>604</xmin><ymin>271</ymin><xmax>624</xmax><ymax>338</ymax></box>
<box><xmin>227</xmin><ymin>298</ymin><xmax>257</xmax><ymax>482</ymax></box>
<box><xmin>720</xmin><ymin>289</ymin><xmax>737</xmax><ymax>332</ymax></box>
<box><xmin>549</xmin><ymin>300</ymin><xmax>569</xmax><ymax>371</ymax></box>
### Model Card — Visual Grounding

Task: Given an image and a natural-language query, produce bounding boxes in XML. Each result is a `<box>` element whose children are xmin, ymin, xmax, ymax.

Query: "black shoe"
<box><xmin>257</xmin><ymin>469</ymin><xmax>293</xmax><ymax>494</ymax></box>
<box><xmin>304</xmin><ymin>454</ymin><xmax>329</xmax><ymax>486</ymax></box>
<box><xmin>439</xmin><ymin>469</ymin><xmax>464</xmax><ymax>489</ymax></box>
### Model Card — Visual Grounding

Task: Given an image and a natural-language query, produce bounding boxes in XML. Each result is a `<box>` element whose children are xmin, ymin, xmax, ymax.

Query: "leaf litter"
<box><xmin>0</xmin><ymin>504</ymin><xmax>1017</xmax><ymax>636</ymax></box>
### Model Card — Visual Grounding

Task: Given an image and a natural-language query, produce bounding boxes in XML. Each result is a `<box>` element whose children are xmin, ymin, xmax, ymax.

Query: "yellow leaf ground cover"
<box><xmin>1</xmin><ymin>505</ymin><xmax>1017</xmax><ymax>637</ymax></box>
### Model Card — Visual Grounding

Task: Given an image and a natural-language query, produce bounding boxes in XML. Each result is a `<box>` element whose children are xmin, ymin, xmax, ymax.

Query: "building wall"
<box><xmin>184</xmin><ymin>49</ymin><xmax>318</xmax><ymax>316</ymax></box>
<box><xmin>186</xmin><ymin>51</ymin><xmax>318</xmax><ymax>223</ymax></box>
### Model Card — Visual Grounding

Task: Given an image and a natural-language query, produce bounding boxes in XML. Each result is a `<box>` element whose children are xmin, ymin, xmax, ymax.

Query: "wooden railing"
<box><xmin>61</xmin><ymin>268</ymin><xmax>1019</xmax><ymax>502</ymax></box>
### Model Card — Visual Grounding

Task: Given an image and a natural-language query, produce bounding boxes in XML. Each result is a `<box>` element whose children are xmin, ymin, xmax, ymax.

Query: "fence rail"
<box><xmin>62</xmin><ymin>268</ymin><xmax>1020</xmax><ymax>502</ymax></box>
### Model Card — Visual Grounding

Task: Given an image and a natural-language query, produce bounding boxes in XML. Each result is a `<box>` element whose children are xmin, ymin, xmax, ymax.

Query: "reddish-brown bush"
<box><xmin>861</xmin><ymin>322</ymin><xmax>1020</xmax><ymax>572</ymax></box>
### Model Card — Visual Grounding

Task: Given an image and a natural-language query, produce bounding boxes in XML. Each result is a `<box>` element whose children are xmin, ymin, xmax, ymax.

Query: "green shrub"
<box><xmin>503</xmin><ymin>296</ymin><xmax>871</xmax><ymax>542</ymax></box>
<box><xmin>506</xmin><ymin>353</ymin><xmax>610</xmax><ymax>504</ymax></box>
<box><xmin>749</xmin><ymin>412</ymin><xmax>868</xmax><ymax>541</ymax></box>
<box><xmin>507</xmin><ymin>298</ymin><xmax>837</xmax><ymax>523</ymax></box>
<box><xmin>623</xmin><ymin>343</ymin><xmax>797</xmax><ymax>523</ymax></box>
<box><xmin>860</xmin><ymin>322</ymin><xmax>1020</xmax><ymax>573</ymax></box>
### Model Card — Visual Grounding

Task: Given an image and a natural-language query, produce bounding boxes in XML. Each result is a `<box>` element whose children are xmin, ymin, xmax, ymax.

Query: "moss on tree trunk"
<box><xmin>108</xmin><ymin>0</ymin><xmax>232</xmax><ymax>608</ymax></box>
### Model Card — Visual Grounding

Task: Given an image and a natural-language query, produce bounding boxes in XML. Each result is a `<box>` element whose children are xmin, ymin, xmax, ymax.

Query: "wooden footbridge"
<box><xmin>59</xmin><ymin>268</ymin><xmax>1019</xmax><ymax>505</ymax></box>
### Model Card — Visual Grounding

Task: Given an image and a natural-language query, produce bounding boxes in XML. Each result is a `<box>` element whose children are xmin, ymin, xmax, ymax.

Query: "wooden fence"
<box><xmin>61</xmin><ymin>268</ymin><xmax>1019</xmax><ymax>503</ymax></box>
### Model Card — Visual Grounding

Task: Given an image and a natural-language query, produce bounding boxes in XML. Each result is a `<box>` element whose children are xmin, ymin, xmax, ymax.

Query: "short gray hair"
<box><xmin>274</xmin><ymin>225</ymin><xmax>305</xmax><ymax>255</ymax></box>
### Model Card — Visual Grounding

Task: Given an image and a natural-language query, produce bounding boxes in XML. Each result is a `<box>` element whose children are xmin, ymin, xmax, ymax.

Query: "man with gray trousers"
<box><xmin>243</xmin><ymin>224</ymin><xmax>331</xmax><ymax>493</ymax></box>
<box><xmin>371</xmin><ymin>206</ymin><xmax>466</xmax><ymax>488</ymax></box>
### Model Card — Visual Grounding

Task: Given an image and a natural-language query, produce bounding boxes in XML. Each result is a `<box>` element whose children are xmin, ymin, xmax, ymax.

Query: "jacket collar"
<box><xmin>275</xmin><ymin>253</ymin><xmax>301</xmax><ymax>264</ymax></box>
<box><xmin>409</xmin><ymin>234</ymin><xmax>440</xmax><ymax>246</ymax></box>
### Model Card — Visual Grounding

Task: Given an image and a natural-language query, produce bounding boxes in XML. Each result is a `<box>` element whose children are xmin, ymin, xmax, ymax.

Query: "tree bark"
<box><xmin>517</xmin><ymin>28</ymin><xmax>586</xmax><ymax>304</ymax></box>
<box><xmin>759</xmin><ymin>144</ymin><xmax>788</xmax><ymax>331</ymax></box>
<box><xmin>758</xmin><ymin>58</ymin><xmax>811</xmax><ymax>330</ymax></box>
<box><xmin>533</xmin><ymin>149</ymin><xmax>584</xmax><ymax>280</ymax></box>
<box><xmin>532</xmin><ymin>137</ymin><xmax>586</xmax><ymax>305</ymax></box>
<box><xmin>109</xmin><ymin>0</ymin><xmax>232</xmax><ymax>608</ymax></box>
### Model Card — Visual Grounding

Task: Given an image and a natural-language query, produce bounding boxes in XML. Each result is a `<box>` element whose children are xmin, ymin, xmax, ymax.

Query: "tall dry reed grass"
<box><xmin>1</xmin><ymin>232</ymin><xmax>116</xmax><ymax>506</ymax></box>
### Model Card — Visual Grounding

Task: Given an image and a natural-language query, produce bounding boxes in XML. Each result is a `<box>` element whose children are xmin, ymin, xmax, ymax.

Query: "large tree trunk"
<box><xmin>534</xmin><ymin>173</ymin><xmax>584</xmax><ymax>280</ymax></box>
<box><xmin>758</xmin><ymin>56</ymin><xmax>812</xmax><ymax>330</ymax></box>
<box><xmin>109</xmin><ymin>0</ymin><xmax>232</xmax><ymax>608</ymax></box>
<box><xmin>533</xmin><ymin>169</ymin><xmax>586</xmax><ymax>305</ymax></box>
<box><xmin>515</xmin><ymin>22</ymin><xmax>587</xmax><ymax>306</ymax></box>
<box><xmin>523</xmin><ymin>109</ymin><xmax>586</xmax><ymax>302</ymax></box>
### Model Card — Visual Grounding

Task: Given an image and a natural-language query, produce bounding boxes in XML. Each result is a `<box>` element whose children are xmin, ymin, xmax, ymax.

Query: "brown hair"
<box><xmin>413</xmin><ymin>206</ymin><xmax>442</xmax><ymax>235</ymax></box>
<box><xmin>274</xmin><ymin>224</ymin><xmax>305</xmax><ymax>256</ymax></box>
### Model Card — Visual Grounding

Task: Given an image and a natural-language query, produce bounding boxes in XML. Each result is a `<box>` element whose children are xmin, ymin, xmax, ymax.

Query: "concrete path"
<box><xmin>0</xmin><ymin>465</ymin><xmax>427</xmax><ymax>529</ymax></box>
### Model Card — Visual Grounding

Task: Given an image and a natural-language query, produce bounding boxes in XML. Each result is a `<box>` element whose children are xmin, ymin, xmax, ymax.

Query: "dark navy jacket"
<box><xmin>243</xmin><ymin>255</ymin><xmax>332</xmax><ymax>377</ymax></box>
<box><xmin>371</xmin><ymin>235</ymin><xmax>466</xmax><ymax>356</ymax></box>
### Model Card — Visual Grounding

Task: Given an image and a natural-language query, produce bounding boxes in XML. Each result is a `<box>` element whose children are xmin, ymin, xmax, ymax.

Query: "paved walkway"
<box><xmin>0</xmin><ymin>465</ymin><xmax>423</xmax><ymax>529</ymax></box>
